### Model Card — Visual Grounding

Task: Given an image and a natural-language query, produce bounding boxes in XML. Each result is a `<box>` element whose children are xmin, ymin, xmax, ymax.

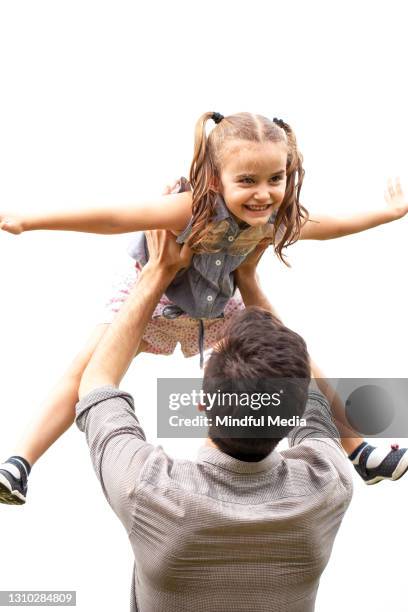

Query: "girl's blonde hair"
<box><xmin>188</xmin><ymin>111</ymin><xmax>308</xmax><ymax>264</ymax></box>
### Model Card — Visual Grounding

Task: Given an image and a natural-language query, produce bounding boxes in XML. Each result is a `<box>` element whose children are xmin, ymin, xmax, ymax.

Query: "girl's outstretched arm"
<box><xmin>299</xmin><ymin>177</ymin><xmax>408</xmax><ymax>240</ymax></box>
<box><xmin>0</xmin><ymin>190</ymin><xmax>192</xmax><ymax>236</ymax></box>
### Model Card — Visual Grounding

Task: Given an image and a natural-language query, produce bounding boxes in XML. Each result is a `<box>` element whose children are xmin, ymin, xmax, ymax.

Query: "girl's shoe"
<box><xmin>350</xmin><ymin>442</ymin><xmax>408</xmax><ymax>485</ymax></box>
<box><xmin>0</xmin><ymin>456</ymin><xmax>30</xmax><ymax>504</ymax></box>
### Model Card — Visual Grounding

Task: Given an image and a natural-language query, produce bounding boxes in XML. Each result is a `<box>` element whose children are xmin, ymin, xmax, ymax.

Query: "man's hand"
<box><xmin>142</xmin><ymin>179</ymin><xmax>192</xmax><ymax>276</ymax></box>
<box><xmin>162</xmin><ymin>178</ymin><xmax>183</xmax><ymax>196</ymax></box>
<box><xmin>79</xmin><ymin>228</ymin><xmax>192</xmax><ymax>397</ymax></box>
<box><xmin>233</xmin><ymin>240</ymin><xmax>282</xmax><ymax>320</ymax></box>
<box><xmin>235</xmin><ymin>239</ymin><xmax>272</xmax><ymax>279</ymax></box>
<box><xmin>145</xmin><ymin>229</ymin><xmax>192</xmax><ymax>276</ymax></box>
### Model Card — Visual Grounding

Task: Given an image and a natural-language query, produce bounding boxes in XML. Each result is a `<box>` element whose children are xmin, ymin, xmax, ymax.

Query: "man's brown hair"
<box><xmin>203</xmin><ymin>307</ymin><xmax>311</xmax><ymax>461</ymax></box>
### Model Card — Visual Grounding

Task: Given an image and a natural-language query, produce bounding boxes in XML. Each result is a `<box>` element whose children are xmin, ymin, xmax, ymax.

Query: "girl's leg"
<box><xmin>0</xmin><ymin>324</ymin><xmax>148</xmax><ymax>504</ymax></box>
<box><xmin>14</xmin><ymin>326</ymin><xmax>148</xmax><ymax>466</ymax></box>
<box><xmin>209</xmin><ymin>323</ymin><xmax>408</xmax><ymax>485</ymax></box>
<box><xmin>13</xmin><ymin>324</ymin><xmax>109</xmax><ymax>466</ymax></box>
<box><xmin>309</xmin><ymin>361</ymin><xmax>408</xmax><ymax>484</ymax></box>
<box><xmin>309</xmin><ymin>360</ymin><xmax>364</xmax><ymax>454</ymax></box>
<box><xmin>219</xmin><ymin>295</ymin><xmax>408</xmax><ymax>484</ymax></box>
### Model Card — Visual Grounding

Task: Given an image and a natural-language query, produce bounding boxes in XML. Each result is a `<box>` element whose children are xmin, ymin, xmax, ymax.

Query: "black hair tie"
<box><xmin>212</xmin><ymin>112</ymin><xmax>224</xmax><ymax>124</ymax></box>
<box><xmin>273</xmin><ymin>117</ymin><xmax>287</xmax><ymax>129</ymax></box>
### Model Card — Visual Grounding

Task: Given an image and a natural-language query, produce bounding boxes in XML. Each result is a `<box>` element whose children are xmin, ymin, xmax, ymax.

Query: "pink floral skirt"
<box><xmin>101</xmin><ymin>260</ymin><xmax>245</xmax><ymax>357</ymax></box>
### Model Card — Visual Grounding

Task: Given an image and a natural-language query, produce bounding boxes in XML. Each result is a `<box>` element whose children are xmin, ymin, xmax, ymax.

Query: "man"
<box><xmin>76</xmin><ymin>230</ymin><xmax>353</xmax><ymax>612</ymax></box>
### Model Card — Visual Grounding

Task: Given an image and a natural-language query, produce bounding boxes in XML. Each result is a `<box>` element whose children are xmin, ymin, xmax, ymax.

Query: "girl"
<box><xmin>1</xmin><ymin>111</ymin><xmax>407</xmax><ymax>505</ymax></box>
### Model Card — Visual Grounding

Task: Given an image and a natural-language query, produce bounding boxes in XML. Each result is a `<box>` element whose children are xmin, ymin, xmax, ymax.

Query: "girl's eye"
<box><xmin>240</xmin><ymin>176</ymin><xmax>284</xmax><ymax>184</ymax></box>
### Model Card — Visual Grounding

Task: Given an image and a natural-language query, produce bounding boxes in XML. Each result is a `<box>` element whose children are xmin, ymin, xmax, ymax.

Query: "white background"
<box><xmin>1</xmin><ymin>1</ymin><xmax>407</xmax><ymax>610</ymax></box>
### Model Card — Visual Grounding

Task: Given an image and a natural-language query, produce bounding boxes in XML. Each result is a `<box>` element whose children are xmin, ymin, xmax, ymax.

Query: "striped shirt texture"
<box><xmin>76</xmin><ymin>385</ymin><xmax>353</xmax><ymax>612</ymax></box>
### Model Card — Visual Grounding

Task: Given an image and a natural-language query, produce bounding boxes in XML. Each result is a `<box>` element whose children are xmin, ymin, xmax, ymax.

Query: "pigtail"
<box><xmin>184</xmin><ymin>112</ymin><xmax>308</xmax><ymax>262</ymax></box>
<box><xmin>187</xmin><ymin>112</ymin><xmax>220</xmax><ymax>252</ymax></box>
<box><xmin>272</xmin><ymin>119</ymin><xmax>309</xmax><ymax>265</ymax></box>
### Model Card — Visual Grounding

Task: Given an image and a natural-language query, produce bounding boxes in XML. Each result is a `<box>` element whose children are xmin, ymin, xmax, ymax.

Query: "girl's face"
<box><xmin>217</xmin><ymin>140</ymin><xmax>288</xmax><ymax>226</ymax></box>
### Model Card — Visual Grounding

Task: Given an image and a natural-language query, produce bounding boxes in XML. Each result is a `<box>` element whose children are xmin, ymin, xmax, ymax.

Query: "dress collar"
<box><xmin>197</xmin><ymin>445</ymin><xmax>282</xmax><ymax>474</ymax></box>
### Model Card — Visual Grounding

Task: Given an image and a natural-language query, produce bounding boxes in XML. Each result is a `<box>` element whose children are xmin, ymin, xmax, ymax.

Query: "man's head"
<box><xmin>202</xmin><ymin>307</ymin><xmax>311</xmax><ymax>461</ymax></box>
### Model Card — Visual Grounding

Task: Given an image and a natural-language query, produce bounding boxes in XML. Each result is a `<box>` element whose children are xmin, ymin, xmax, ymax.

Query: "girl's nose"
<box><xmin>254</xmin><ymin>190</ymin><xmax>272</xmax><ymax>203</ymax></box>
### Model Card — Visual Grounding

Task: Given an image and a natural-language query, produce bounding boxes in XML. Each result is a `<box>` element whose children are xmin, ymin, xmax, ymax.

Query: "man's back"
<box><xmin>76</xmin><ymin>387</ymin><xmax>353</xmax><ymax>612</ymax></box>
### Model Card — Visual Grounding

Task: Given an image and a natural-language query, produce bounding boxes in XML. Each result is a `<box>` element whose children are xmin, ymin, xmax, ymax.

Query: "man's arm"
<box><xmin>76</xmin><ymin>231</ymin><xmax>191</xmax><ymax>532</ymax></box>
<box><xmin>79</xmin><ymin>230</ymin><xmax>192</xmax><ymax>397</ymax></box>
<box><xmin>79</xmin><ymin>266</ymin><xmax>174</xmax><ymax>397</ymax></box>
<box><xmin>233</xmin><ymin>241</ymin><xmax>282</xmax><ymax>318</ymax></box>
<box><xmin>299</xmin><ymin>177</ymin><xmax>408</xmax><ymax>240</ymax></box>
<box><xmin>234</xmin><ymin>249</ymin><xmax>361</xmax><ymax>449</ymax></box>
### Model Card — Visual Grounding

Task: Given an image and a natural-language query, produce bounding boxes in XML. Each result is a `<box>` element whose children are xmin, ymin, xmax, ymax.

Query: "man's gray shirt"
<box><xmin>76</xmin><ymin>386</ymin><xmax>353</xmax><ymax>612</ymax></box>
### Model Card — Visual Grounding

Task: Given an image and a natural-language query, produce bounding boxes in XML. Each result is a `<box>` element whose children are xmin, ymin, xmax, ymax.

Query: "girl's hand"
<box><xmin>0</xmin><ymin>214</ymin><xmax>25</xmax><ymax>235</ymax></box>
<box><xmin>0</xmin><ymin>179</ymin><xmax>182</xmax><ymax>237</ymax></box>
<box><xmin>385</xmin><ymin>177</ymin><xmax>408</xmax><ymax>219</ymax></box>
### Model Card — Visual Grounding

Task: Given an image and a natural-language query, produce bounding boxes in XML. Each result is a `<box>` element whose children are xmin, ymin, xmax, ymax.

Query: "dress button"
<box><xmin>207</xmin><ymin>295</ymin><xmax>213</xmax><ymax>302</ymax></box>
<box><xmin>227</xmin><ymin>235</ymin><xmax>234</xmax><ymax>242</ymax></box>
<box><xmin>215</xmin><ymin>259</ymin><xmax>222</xmax><ymax>266</ymax></box>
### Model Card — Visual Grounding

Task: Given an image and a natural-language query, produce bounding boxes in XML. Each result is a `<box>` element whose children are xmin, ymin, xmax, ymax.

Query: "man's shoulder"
<box><xmin>281</xmin><ymin>437</ymin><xmax>354</xmax><ymax>504</ymax></box>
<box><xmin>137</xmin><ymin>445</ymin><xmax>203</xmax><ymax>491</ymax></box>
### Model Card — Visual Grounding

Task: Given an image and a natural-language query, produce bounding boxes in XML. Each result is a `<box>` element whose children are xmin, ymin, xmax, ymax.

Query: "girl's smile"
<box><xmin>217</xmin><ymin>140</ymin><xmax>288</xmax><ymax>226</ymax></box>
